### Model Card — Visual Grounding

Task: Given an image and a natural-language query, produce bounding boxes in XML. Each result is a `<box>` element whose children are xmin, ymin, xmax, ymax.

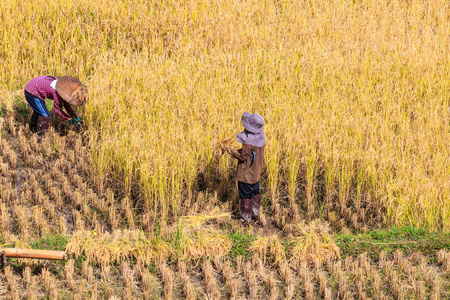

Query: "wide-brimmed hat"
<box><xmin>236</xmin><ymin>112</ymin><xmax>265</xmax><ymax>147</ymax></box>
<box><xmin>55</xmin><ymin>76</ymin><xmax>87</xmax><ymax>106</ymax></box>
<box><xmin>241</xmin><ymin>111</ymin><xmax>264</xmax><ymax>134</ymax></box>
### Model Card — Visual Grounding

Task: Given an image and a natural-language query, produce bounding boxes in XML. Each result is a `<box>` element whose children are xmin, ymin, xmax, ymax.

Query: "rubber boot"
<box><xmin>29</xmin><ymin>111</ymin><xmax>39</xmax><ymax>132</ymax></box>
<box><xmin>37</xmin><ymin>116</ymin><xmax>51</xmax><ymax>137</ymax></box>
<box><xmin>240</xmin><ymin>198</ymin><xmax>252</xmax><ymax>225</ymax></box>
<box><xmin>252</xmin><ymin>194</ymin><xmax>261</xmax><ymax>218</ymax></box>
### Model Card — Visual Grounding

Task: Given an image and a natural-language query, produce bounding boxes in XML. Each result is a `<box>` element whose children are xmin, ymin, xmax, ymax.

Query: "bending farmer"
<box><xmin>24</xmin><ymin>76</ymin><xmax>87</xmax><ymax>136</ymax></box>
<box><xmin>225</xmin><ymin>112</ymin><xmax>265</xmax><ymax>226</ymax></box>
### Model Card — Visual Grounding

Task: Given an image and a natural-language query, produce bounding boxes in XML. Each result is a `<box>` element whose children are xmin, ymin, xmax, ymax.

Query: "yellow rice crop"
<box><xmin>1</xmin><ymin>0</ymin><xmax>450</xmax><ymax>230</ymax></box>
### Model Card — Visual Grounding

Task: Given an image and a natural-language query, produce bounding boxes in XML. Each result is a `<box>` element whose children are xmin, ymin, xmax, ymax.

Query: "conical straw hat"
<box><xmin>55</xmin><ymin>76</ymin><xmax>87</xmax><ymax>106</ymax></box>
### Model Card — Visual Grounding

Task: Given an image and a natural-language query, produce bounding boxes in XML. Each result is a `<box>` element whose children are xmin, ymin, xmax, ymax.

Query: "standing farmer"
<box><xmin>24</xmin><ymin>76</ymin><xmax>87</xmax><ymax>136</ymax></box>
<box><xmin>225</xmin><ymin>112</ymin><xmax>265</xmax><ymax>226</ymax></box>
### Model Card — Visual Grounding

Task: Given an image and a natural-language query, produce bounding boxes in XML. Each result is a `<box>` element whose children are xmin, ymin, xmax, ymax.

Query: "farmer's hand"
<box><xmin>69</xmin><ymin>117</ymin><xmax>84</xmax><ymax>125</ymax></box>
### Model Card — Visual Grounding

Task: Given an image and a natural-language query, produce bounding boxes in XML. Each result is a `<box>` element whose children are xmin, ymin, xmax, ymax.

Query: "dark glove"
<box><xmin>69</xmin><ymin>117</ymin><xmax>83</xmax><ymax>125</ymax></box>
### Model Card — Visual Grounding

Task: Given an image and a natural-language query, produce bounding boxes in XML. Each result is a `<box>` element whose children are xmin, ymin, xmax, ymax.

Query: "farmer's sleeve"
<box><xmin>230</xmin><ymin>144</ymin><xmax>251</xmax><ymax>163</ymax></box>
<box><xmin>62</xmin><ymin>100</ymin><xmax>77</xmax><ymax>118</ymax></box>
<box><xmin>52</xmin><ymin>92</ymin><xmax>71</xmax><ymax>120</ymax></box>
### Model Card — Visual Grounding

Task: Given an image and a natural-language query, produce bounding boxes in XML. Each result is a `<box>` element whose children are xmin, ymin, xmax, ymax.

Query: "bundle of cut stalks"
<box><xmin>182</xmin><ymin>207</ymin><xmax>231</xmax><ymax>228</ymax></box>
<box><xmin>170</xmin><ymin>208</ymin><xmax>233</xmax><ymax>259</ymax></box>
<box><xmin>66</xmin><ymin>230</ymin><xmax>170</xmax><ymax>265</ymax></box>
<box><xmin>249</xmin><ymin>234</ymin><xmax>285</xmax><ymax>264</ymax></box>
<box><xmin>290</xmin><ymin>220</ymin><xmax>340</xmax><ymax>265</ymax></box>
<box><xmin>184</xmin><ymin>228</ymin><xmax>232</xmax><ymax>259</ymax></box>
<box><xmin>213</xmin><ymin>137</ymin><xmax>239</xmax><ymax>155</ymax></box>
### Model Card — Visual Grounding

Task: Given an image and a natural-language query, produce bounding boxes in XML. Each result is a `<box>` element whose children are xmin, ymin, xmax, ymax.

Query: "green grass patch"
<box><xmin>335</xmin><ymin>226</ymin><xmax>450</xmax><ymax>260</ymax></box>
<box><xmin>228</xmin><ymin>231</ymin><xmax>256</xmax><ymax>259</ymax></box>
<box><xmin>0</xmin><ymin>95</ymin><xmax>31</xmax><ymax>118</ymax></box>
<box><xmin>28</xmin><ymin>234</ymin><xmax>69</xmax><ymax>251</ymax></box>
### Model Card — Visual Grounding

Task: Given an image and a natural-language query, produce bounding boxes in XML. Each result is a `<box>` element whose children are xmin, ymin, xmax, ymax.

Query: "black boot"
<box><xmin>37</xmin><ymin>116</ymin><xmax>51</xmax><ymax>137</ymax></box>
<box><xmin>29</xmin><ymin>111</ymin><xmax>39</xmax><ymax>132</ymax></box>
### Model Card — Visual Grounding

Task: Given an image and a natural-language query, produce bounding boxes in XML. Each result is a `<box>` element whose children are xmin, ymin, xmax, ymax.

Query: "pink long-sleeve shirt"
<box><xmin>24</xmin><ymin>76</ymin><xmax>77</xmax><ymax>120</ymax></box>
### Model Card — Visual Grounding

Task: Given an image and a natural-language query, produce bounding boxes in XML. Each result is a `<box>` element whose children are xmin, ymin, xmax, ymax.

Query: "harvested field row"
<box><xmin>1</xmin><ymin>249</ymin><xmax>449</xmax><ymax>299</ymax></box>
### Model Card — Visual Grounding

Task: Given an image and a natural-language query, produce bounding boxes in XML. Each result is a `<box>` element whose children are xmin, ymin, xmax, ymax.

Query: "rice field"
<box><xmin>1</xmin><ymin>0</ymin><xmax>450</xmax><ymax>298</ymax></box>
<box><xmin>0</xmin><ymin>116</ymin><xmax>448</xmax><ymax>299</ymax></box>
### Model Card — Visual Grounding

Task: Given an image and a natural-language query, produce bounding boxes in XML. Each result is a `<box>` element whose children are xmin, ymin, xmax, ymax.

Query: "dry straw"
<box><xmin>66</xmin><ymin>230</ymin><xmax>170</xmax><ymax>265</ymax></box>
<box><xmin>290</xmin><ymin>220</ymin><xmax>340</xmax><ymax>264</ymax></box>
<box><xmin>169</xmin><ymin>207</ymin><xmax>233</xmax><ymax>259</ymax></box>
<box><xmin>249</xmin><ymin>234</ymin><xmax>286</xmax><ymax>266</ymax></box>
